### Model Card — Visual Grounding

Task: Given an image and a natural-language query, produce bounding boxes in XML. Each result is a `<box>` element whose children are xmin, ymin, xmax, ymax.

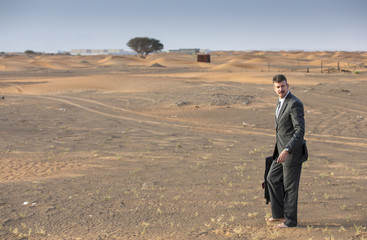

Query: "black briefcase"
<box><xmin>262</xmin><ymin>156</ymin><xmax>273</xmax><ymax>204</ymax></box>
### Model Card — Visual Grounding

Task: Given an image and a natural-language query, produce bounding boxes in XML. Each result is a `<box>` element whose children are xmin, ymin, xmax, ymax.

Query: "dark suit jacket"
<box><xmin>273</xmin><ymin>92</ymin><xmax>308</xmax><ymax>166</ymax></box>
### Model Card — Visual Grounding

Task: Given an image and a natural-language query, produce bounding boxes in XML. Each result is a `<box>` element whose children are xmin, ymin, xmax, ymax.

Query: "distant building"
<box><xmin>169</xmin><ymin>48</ymin><xmax>200</xmax><ymax>54</ymax></box>
<box><xmin>70</xmin><ymin>49</ymin><xmax>134</xmax><ymax>56</ymax></box>
<box><xmin>199</xmin><ymin>49</ymin><xmax>211</xmax><ymax>54</ymax></box>
<box><xmin>197</xmin><ymin>54</ymin><xmax>211</xmax><ymax>63</ymax></box>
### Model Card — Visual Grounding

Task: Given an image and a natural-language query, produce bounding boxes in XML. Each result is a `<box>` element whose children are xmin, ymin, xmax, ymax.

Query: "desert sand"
<box><xmin>0</xmin><ymin>51</ymin><xmax>366</xmax><ymax>239</ymax></box>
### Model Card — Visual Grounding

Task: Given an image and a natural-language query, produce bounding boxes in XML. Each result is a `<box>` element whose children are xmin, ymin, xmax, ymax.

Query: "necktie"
<box><xmin>276</xmin><ymin>101</ymin><xmax>281</xmax><ymax>118</ymax></box>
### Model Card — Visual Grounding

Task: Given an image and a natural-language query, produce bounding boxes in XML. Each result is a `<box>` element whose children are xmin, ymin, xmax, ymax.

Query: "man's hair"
<box><xmin>273</xmin><ymin>74</ymin><xmax>287</xmax><ymax>84</ymax></box>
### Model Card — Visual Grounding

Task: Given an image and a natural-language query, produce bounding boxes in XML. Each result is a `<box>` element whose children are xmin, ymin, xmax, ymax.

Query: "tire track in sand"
<box><xmin>37</xmin><ymin>95</ymin><xmax>367</xmax><ymax>148</ymax></box>
<box><xmin>303</xmin><ymin>91</ymin><xmax>367</xmax><ymax>138</ymax></box>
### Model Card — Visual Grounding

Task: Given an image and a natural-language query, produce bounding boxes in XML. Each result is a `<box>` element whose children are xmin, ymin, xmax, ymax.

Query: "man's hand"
<box><xmin>277</xmin><ymin>150</ymin><xmax>289</xmax><ymax>164</ymax></box>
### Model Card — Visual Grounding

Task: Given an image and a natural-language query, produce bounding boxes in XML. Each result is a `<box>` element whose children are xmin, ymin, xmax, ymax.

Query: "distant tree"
<box><xmin>127</xmin><ymin>37</ymin><xmax>163</xmax><ymax>58</ymax></box>
<box><xmin>24</xmin><ymin>50</ymin><xmax>35</xmax><ymax>55</ymax></box>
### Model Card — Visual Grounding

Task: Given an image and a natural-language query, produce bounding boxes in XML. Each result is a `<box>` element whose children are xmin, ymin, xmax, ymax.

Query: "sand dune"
<box><xmin>0</xmin><ymin>64</ymin><xmax>7</xmax><ymax>71</ymax></box>
<box><xmin>97</xmin><ymin>55</ymin><xmax>113</xmax><ymax>64</ymax></box>
<box><xmin>1</xmin><ymin>51</ymin><xmax>365</xmax><ymax>73</ymax></box>
<box><xmin>212</xmin><ymin>63</ymin><xmax>254</xmax><ymax>71</ymax></box>
<box><xmin>1</xmin><ymin>51</ymin><xmax>365</xmax><ymax>95</ymax></box>
<box><xmin>0</xmin><ymin>51</ymin><xmax>366</xmax><ymax>239</ymax></box>
<box><xmin>96</xmin><ymin>55</ymin><xmax>144</xmax><ymax>66</ymax></box>
<box><xmin>29</xmin><ymin>59</ymin><xmax>66</xmax><ymax>70</ymax></box>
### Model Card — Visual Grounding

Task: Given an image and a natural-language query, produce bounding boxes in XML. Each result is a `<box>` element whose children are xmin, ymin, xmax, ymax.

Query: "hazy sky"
<box><xmin>1</xmin><ymin>0</ymin><xmax>366</xmax><ymax>53</ymax></box>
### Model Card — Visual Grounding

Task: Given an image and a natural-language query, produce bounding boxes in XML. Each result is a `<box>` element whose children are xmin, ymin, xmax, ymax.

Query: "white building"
<box><xmin>168</xmin><ymin>48</ymin><xmax>211</xmax><ymax>54</ymax></box>
<box><xmin>70</xmin><ymin>49</ymin><xmax>134</xmax><ymax>56</ymax></box>
<box><xmin>169</xmin><ymin>48</ymin><xmax>200</xmax><ymax>54</ymax></box>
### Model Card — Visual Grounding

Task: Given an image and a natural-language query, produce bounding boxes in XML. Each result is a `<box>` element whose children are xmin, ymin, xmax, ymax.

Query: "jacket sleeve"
<box><xmin>285</xmin><ymin>100</ymin><xmax>305</xmax><ymax>152</ymax></box>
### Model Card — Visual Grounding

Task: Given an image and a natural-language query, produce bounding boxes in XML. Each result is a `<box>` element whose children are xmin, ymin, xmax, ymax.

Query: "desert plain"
<box><xmin>0</xmin><ymin>51</ymin><xmax>366</xmax><ymax>239</ymax></box>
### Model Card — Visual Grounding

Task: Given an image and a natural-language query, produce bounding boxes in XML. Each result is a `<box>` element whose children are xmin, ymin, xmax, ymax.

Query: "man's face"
<box><xmin>273</xmin><ymin>80</ymin><xmax>289</xmax><ymax>99</ymax></box>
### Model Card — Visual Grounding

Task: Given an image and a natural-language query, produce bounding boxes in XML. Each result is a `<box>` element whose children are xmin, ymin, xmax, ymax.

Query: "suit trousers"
<box><xmin>266</xmin><ymin>161</ymin><xmax>302</xmax><ymax>227</ymax></box>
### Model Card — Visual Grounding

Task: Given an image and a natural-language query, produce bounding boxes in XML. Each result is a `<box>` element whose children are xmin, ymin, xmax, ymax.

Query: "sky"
<box><xmin>1</xmin><ymin>0</ymin><xmax>367</xmax><ymax>53</ymax></box>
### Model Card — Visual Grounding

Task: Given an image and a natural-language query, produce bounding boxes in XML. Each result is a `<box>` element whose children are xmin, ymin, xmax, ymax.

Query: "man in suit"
<box><xmin>266</xmin><ymin>74</ymin><xmax>308</xmax><ymax>228</ymax></box>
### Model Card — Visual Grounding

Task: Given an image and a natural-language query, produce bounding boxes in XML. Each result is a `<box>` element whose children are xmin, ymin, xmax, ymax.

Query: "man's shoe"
<box><xmin>276</xmin><ymin>223</ymin><xmax>289</xmax><ymax>228</ymax></box>
<box><xmin>266</xmin><ymin>217</ymin><xmax>285</xmax><ymax>222</ymax></box>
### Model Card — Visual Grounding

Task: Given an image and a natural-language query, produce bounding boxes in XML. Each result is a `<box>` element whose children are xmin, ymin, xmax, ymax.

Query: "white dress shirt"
<box><xmin>276</xmin><ymin>91</ymin><xmax>290</xmax><ymax>118</ymax></box>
